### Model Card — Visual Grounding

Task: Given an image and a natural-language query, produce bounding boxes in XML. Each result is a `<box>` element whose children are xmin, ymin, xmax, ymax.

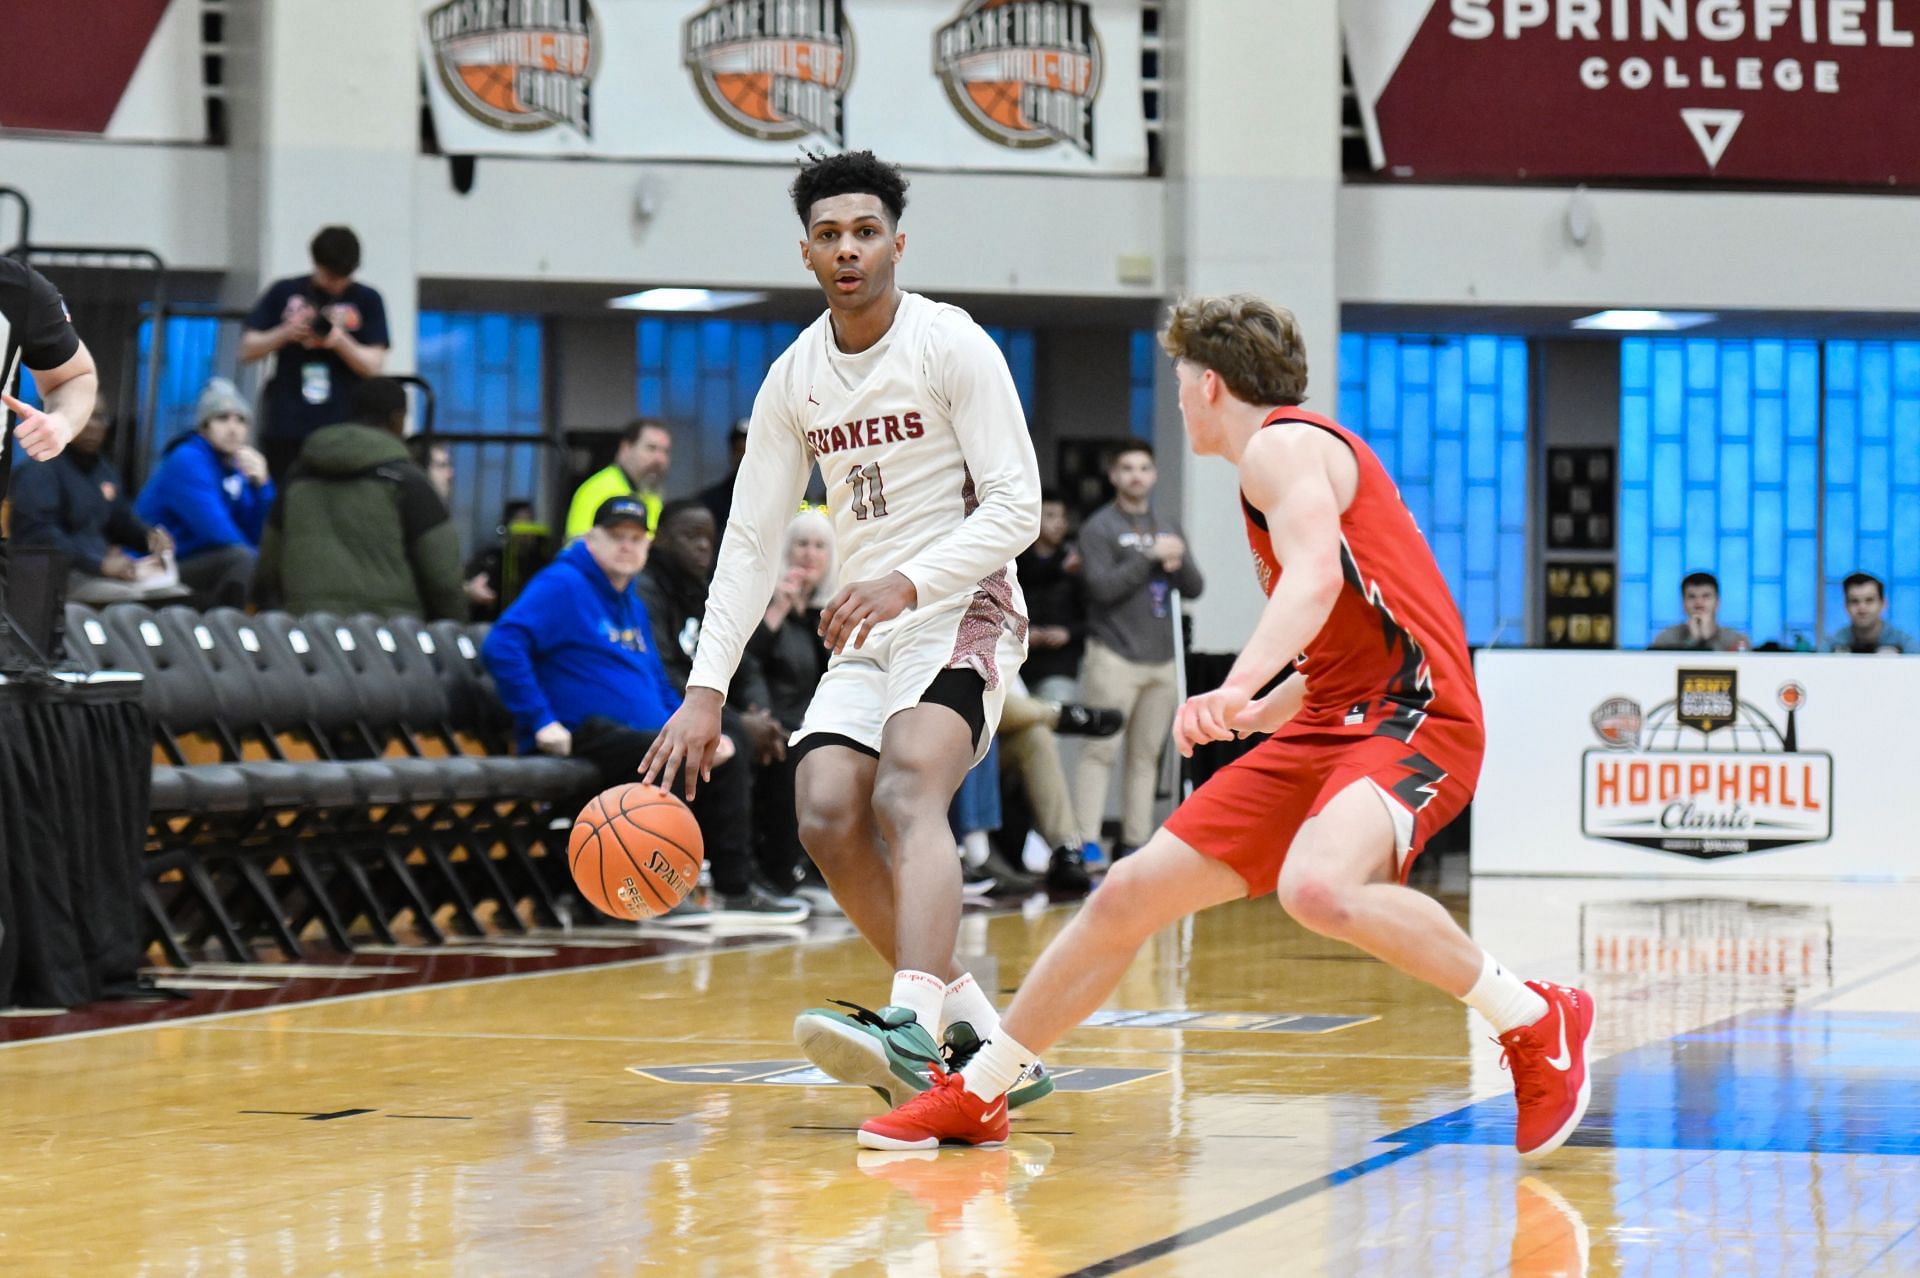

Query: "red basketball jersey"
<box><xmin>1241</xmin><ymin>408</ymin><xmax>1483</xmax><ymax>744</ymax></box>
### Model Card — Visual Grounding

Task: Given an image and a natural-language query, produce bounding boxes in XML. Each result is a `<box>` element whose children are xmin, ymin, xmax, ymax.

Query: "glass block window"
<box><xmin>1337</xmin><ymin>332</ymin><xmax>1530</xmax><ymax>646</ymax></box>
<box><xmin>132</xmin><ymin>315</ymin><xmax>224</xmax><ymax>480</ymax></box>
<box><xmin>416</xmin><ymin>311</ymin><xmax>547</xmax><ymax>550</ymax></box>
<box><xmin>1822</xmin><ymin>341</ymin><xmax>1920</xmax><ymax>642</ymax></box>
<box><xmin>980</xmin><ymin>325</ymin><xmax>1038</xmax><ymax>423</ymax></box>
<box><xmin>1129</xmin><ymin>328</ymin><xmax>1158</xmax><ymax>439</ymax></box>
<box><xmin>1618</xmin><ymin>338</ymin><xmax>1821</xmax><ymax>649</ymax></box>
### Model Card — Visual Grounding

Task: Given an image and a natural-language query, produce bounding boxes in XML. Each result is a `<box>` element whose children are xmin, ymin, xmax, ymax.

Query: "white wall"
<box><xmin>0</xmin><ymin>139</ymin><xmax>229</xmax><ymax>270</ymax></box>
<box><xmin>1340</xmin><ymin>183</ymin><xmax>1920</xmax><ymax>313</ymax></box>
<box><xmin>410</xmin><ymin>157</ymin><xmax>1167</xmax><ymax>299</ymax></box>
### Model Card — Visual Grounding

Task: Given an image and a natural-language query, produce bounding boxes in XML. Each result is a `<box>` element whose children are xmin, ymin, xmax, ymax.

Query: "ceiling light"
<box><xmin>1571</xmin><ymin>309</ymin><xmax>1717</xmax><ymax>332</ymax></box>
<box><xmin>607</xmin><ymin>288</ymin><xmax>768</xmax><ymax>312</ymax></box>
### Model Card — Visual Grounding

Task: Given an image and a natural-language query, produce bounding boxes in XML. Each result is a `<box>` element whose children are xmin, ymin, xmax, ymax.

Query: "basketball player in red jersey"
<box><xmin>860</xmin><ymin>294</ymin><xmax>1596</xmax><ymax>1160</ymax></box>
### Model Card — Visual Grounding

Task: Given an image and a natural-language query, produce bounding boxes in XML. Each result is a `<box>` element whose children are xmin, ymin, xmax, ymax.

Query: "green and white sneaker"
<box><xmin>793</xmin><ymin>1001</ymin><xmax>945</xmax><ymax>1107</ymax></box>
<box><xmin>941</xmin><ymin>1020</ymin><xmax>1055</xmax><ymax>1110</ymax></box>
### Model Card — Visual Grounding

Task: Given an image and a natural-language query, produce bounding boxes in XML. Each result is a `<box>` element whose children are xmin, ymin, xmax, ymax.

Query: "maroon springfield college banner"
<box><xmin>1342</xmin><ymin>0</ymin><xmax>1920</xmax><ymax>185</ymax></box>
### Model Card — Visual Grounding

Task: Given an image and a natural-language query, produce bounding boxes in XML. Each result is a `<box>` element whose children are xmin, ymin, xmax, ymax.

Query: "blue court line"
<box><xmin>1055</xmin><ymin>1143</ymin><xmax>1427</xmax><ymax>1278</ymax></box>
<box><xmin>1061</xmin><ymin>1006</ymin><xmax>1920</xmax><ymax>1274</ymax></box>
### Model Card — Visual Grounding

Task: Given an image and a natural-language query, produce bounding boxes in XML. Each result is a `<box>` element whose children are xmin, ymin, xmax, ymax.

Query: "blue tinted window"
<box><xmin>1619</xmin><ymin>338</ymin><xmax>1821</xmax><ymax>648</ymax></box>
<box><xmin>1130</xmin><ymin>329</ymin><xmax>1158</xmax><ymax>439</ymax></box>
<box><xmin>1823</xmin><ymin>340</ymin><xmax>1920</xmax><ymax>641</ymax></box>
<box><xmin>417</xmin><ymin>311</ymin><xmax>546</xmax><ymax>549</ymax></box>
<box><xmin>132</xmin><ymin>315</ymin><xmax>224</xmax><ymax>480</ymax></box>
<box><xmin>1338</xmin><ymin>332</ymin><xmax>1529</xmax><ymax>646</ymax></box>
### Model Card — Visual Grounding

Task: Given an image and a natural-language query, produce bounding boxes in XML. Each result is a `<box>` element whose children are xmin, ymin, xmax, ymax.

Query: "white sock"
<box><xmin>941</xmin><ymin>972</ymin><xmax>1001</xmax><ymax>1039</ymax></box>
<box><xmin>889</xmin><ymin>969</ymin><xmax>948</xmax><ymax>1031</ymax></box>
<box><xmin>959</xmin><ymin>830</ymin><xmax>992</xmax><ymax>870</ymax></box>
<box><xmin>1461</xmin><ymin>952</ymin><xmax>1549</xmax><ymax>1034</ymax></box>
<box><xmin>962</xmin><ymin>1027</ymin><xmax>1037</xmax><ymax>1102</ymax></box>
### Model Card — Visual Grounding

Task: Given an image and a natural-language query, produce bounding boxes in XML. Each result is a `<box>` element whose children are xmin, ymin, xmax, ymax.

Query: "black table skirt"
<box><xmin>0</xmin><ymin>674</ymin><xmax>150</xmax><ymax>1008</ymax></box>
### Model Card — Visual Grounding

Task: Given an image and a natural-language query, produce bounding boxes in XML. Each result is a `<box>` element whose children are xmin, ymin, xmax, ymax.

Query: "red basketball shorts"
<box><xmin>1164</xmin><ymin>722</ymin><xmax>1483</xmax><ymax>898</ymax></box>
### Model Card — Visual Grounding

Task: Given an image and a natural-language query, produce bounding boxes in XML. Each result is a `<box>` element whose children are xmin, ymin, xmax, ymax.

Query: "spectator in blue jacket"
<box><xmin>481</xmin><ymin>496</ymin><xmax>804</xmax><ymax>925</ymax></box>
<box><xmin>135</xmin><ymin>379</ymin><xmax>275</xmax><ymax>609</ymax></box>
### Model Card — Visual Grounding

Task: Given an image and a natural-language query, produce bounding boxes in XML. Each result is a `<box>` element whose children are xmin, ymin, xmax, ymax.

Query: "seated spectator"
<box><xmin>10</xmin><ymin>404</ymin><xmax>184</xmax><ymax>606</ymax></box>
<box><xmin>636</xmin><ymin>500</ymin><xmax>785</xmax><ymax>748</ymax></box>
<box><xmin>408</xmin><ymin>436</ymin><xmax>455</xmax><ymax>504</ymax></box>
<box><xmin>697</xmin><ymin>420</ymin><xmax>750</xmax><ymax>542</ymax></box>
<box><xmin>747</xmin><ymin>508</ymin><xmax>836</xmax><ymax>906</ymax></box>
<box><xmin>565</xmin><ymin>418</ymin><xmax>671</xmax><ymax>540</ymax></box>
<box><xmin>481</xmin><ymin>496</ymin><xmax>804</xmax><ymax>925</ymax></box>
<box><xmin>463</xmin><ymin>498</ymin><xmax>538</xmax><ymax>621</ymax></box>
<box><xmin>952</xmin><ymin>742</ymin><xmax>1034</xmax><ymax>895</ymax></box>
<box><xmin>1016</xmin><ymin>489</ymin><xmax>1088</xmax><ymax>703</ymax></box>
<box><xmin>1649</xmin><ymin>571</ymin><xmax>1749</xmax><ymax>651</ymax></box>
<box><xmin>253</xmin><ymin>378</ymin><xmax>468</xmax><ymax>620</ymax></box>
<box><xmin>996</xmin><ymin>679</ymin><xmax>1121</xmax><ymax>896</ymax></box>
<box><xmin>1824</xmin><ymin>573</ymin><xmax>1915</xmax><ymax>653</ymax></box>
<box><xmin>134</xmin><ymin>378</ymin><xmax>274</xmax><ymax>609</ymax></box>
<box><xmin>636</xmin><ymin>500</ymin><xmax>794</xmax><ymax>901</ymax></box>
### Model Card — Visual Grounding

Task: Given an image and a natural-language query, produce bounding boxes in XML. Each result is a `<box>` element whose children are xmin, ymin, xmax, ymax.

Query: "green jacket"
<box><xmin>254</xmin><ymin>424</ymin><xmax>470</xmax><ymax>621</ymax></box>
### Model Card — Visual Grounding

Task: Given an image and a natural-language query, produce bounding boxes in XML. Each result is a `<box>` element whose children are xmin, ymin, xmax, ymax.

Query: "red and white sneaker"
<box><xmin>1498</xmin><ymin>980</ymin><xmax>1596</xmax><ymax>1161</ymax></box>
<box><xmin>857</xmin><ymin>1069</ymin><xmax>1010</xmax><ymax>1151</ymax></box>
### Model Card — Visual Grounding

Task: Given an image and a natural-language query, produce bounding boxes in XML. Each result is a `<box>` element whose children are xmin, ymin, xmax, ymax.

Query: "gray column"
<box><xmin>1159</xmin><ymin>0</ymin><xmax>1342</xmax><ymax>648</ymax></box>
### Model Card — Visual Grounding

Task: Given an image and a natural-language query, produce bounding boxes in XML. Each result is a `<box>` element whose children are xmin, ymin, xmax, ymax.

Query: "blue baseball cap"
<box><xmin>594</xmin><ymin>496</ymin><xmax>651</xmax><ymax>530</ymax></box>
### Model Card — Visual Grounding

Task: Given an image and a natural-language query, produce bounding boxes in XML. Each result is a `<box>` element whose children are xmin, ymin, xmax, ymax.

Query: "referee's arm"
<box><xmin>7</xmin><ymin>344</ymin><xmax>97</xmax><ymax>461</ymax></box>
<box><xmin>5</xmin><ymin>262</ymin><xmax>97</xmax><ymax>461</ymax></box>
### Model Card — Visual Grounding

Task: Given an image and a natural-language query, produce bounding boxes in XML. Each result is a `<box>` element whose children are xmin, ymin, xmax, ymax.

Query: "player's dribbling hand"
<box><xmin>1173</xmin><ymin>686</ymin><xmax>1251</xmax><ymax>758</ymax></box>
<box><xmin>638</xmin><ymin>687</ymin><xmax>725</xmax><ymax>800</ymax></box>
<box><xmin>3</xmin><ymin>392</ymin><xmax>76</xmax><ymax>462</ymax></box>
<box><xmin>820</xmin><ymin>572</ymin><xmax>917</xmax><ymax>653</ymax></box>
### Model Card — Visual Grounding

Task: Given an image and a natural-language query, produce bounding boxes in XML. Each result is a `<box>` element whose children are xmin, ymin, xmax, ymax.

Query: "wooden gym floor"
<box><xmin>5</xmin><ymin>872</ymin><xmax>1920</xmax><ymax>1276</ymax></box>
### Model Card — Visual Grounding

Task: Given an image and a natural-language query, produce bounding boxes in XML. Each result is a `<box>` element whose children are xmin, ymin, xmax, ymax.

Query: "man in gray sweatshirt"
<box><xmin>1072</xmin><ymin>440</ymin><xmax>1204</xmax><ymax>859</ymax></box>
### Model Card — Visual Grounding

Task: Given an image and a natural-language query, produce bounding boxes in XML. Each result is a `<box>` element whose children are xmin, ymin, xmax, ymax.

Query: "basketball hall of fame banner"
<box><xmin>418</xmin><ymin>0</ymin><xmax>1147</xmax><ymax>174</ymax></box>
<box><xmin>1473</xmin><ymin>649</ymin><xmax>1920</xmax><ymax>879</ymax></box>
<box><xmin>1342</xmin><ymin>0</ymin><xmax>1920</xmax><ymax>186</ymax></box>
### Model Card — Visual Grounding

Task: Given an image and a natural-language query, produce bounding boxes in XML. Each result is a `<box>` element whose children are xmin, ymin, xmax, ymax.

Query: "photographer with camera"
<box><xmin>240</xmin><ymin>225</ymin><xmax>390</xmax><ymax>480</ymax></box>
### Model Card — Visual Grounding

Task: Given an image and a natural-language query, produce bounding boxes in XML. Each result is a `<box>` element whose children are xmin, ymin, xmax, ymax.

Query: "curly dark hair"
<box><xmin>790</xmin><ymin>150</ymin><xmax>909</xmax><ymax>228</ymax></box>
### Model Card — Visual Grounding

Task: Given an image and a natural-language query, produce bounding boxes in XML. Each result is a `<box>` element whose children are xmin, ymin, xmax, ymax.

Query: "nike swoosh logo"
<box><xmin>980</xmin><ymin>1100</ymin><xmax>1006</xmax><ymax>1124</ymax></box>
<box><xmin>1545</xmin><ymin>1015</ymin><xmax>1573</xmax><ymax>1072</ymax></box>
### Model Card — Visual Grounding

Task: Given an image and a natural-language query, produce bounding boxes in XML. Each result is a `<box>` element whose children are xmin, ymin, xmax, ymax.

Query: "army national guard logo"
<box><xmin>683</xmin><ymin>0</ymin><xmax>854</xmax><ymax>146</ymax></box>
<box><xmin>934</xmin><ymin>0</ymin><xmax>1102</xmax><ymax>155</ymax></box>
<box><xmin>1582</xmin><ymin>670</ymin><xmax>1831</xmax><ymax>859</ymax></box>
<box><xmin>425</xmin><ymin>0</ymin><xmax>598</xmax><ymax>137</ymax></box>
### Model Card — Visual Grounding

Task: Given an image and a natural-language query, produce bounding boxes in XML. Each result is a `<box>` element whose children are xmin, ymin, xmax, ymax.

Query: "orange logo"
<box><xmin>683</xmin><ymin>0</ymin><xmax>854</xmax><ymax>145</ymax></box>
<box><xmin>935</xmin><ymin>0</ymin><xmax>1102</xmax><ymax>155</ymax></box>
<box><xmin>426</xmin><ymin>0</ymin><xmax>598</xmax><ymax>137</ymax></box>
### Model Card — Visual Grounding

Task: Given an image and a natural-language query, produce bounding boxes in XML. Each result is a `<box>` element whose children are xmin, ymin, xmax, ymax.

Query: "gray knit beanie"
<box><xmin>196</xmin><ymin>377</ymin><xmax>251</xmax><ymax>428</ymax></box>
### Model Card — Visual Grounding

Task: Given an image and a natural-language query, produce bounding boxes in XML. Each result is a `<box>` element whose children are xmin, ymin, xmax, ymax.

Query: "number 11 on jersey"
<box><xmin>847</xmin><ymin>462</ymin><xmax>889</xmax><ymax>520</ymax></box>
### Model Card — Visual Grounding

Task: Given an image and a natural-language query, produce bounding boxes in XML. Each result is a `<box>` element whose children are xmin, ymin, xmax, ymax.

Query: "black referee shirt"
<box><xmin>0</xmin><ymin>257</ymin><xmax>81</xmax><ymax>384</ymax></box>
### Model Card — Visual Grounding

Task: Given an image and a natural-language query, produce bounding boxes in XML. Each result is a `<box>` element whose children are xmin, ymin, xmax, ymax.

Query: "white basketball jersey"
<box><xmin>689</xmin><ymin>291</ymin><xmax>1042</xmax><ymax>697</ymax></box>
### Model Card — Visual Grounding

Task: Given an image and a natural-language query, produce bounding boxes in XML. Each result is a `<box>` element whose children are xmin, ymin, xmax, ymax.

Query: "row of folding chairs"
<box><xmin>63</xmin><ymin>602</ymin><xmax>601</xmax><ymax>965</ymax></box>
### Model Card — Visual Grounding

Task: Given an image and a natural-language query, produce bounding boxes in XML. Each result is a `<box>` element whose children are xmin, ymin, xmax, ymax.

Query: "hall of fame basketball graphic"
<box><xmin>1582</xmin><ymin>669</ymin><xmax>1832</xmax><ymax>859</ymax></box>
<box><xmin>424</xmin><ymin>0</ymin><xmax>598</xmax><ymax>137</ymax></box>
<box><xmin>934</xmin><ymin>0</ymin><xmax>1103</xmax><ymax>155</ymax></box>
<box><xmin>683</xmin><ymin>0</ymin><xmax>854</xmax><ymax>146</ymax></box>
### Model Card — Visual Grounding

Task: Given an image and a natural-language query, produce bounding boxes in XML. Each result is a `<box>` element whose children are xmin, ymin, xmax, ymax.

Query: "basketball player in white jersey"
<box><xmin>640</xmin><ymin>152</ymin><xmax>1053</xmax><ymax>1111</ymax></box>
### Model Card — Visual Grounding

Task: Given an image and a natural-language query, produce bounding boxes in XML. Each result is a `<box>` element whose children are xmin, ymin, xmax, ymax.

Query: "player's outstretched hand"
<box><xmin>1173</xmin><ymin>686</ymin><xmax>1251</xmax><ymax>758</ymax></box>
<box><xmin>639</xmin><ymin>687</ymin><xmax>726</xmax><ymax>800</ymax></box>
<box><xmin>3</xmin><ymin>392</ymin><xmax>77</xmax><ymax>462</ymax></box>
<box><xmin>820</xmin><ymin>571</ymin><xmax>917</xmax><ymax>653</ymax></box>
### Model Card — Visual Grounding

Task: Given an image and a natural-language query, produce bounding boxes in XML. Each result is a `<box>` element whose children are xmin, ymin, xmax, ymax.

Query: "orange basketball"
<box><xmin>568</xmin><ymin>783</ymin><xmax>704</xmax><ymax>920</ymax></box>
